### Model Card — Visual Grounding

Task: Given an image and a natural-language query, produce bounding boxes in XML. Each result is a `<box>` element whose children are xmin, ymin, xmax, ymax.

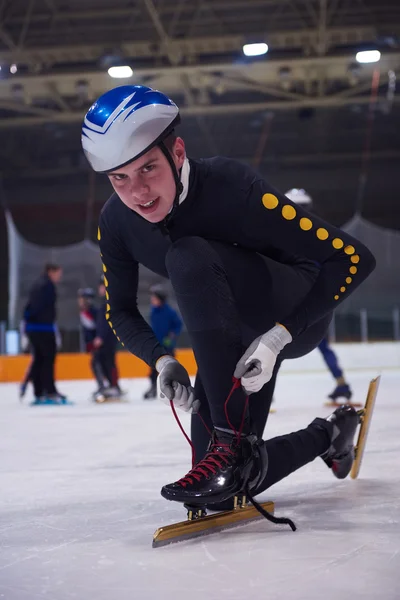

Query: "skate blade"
<box><xmin>350</xmin><ymin>376</ymin><xmax>380</xmax><ymax>479</ymax></box>
<box><xmin>324</xmin><ymin>400</ymin><xmax>363</xmax><ymax>408</ymax></box>
<box><xmin>152</xmin><ymin>500</ymin><xmax>274</xmax><ymax>548</ymax></box>
<box><xmin>94</xmin><ymin>396</ymin><xmax>125</xmax><ymax>403</ymax></box>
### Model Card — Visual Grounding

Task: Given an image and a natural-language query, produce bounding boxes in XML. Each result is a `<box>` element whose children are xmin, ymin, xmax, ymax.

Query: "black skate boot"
<box><xmin>143</xmin><ymin>383</ymin><xmax>157</xmax><ymax>400</ymax></box>
<box><xmin>205</xmin><ymin>437</ymin><xmax>269</xmax><ymax>512</ymax></box>
<box><xmin>161</xmin><ymin>429</ymin><xmax>258</xmax><ymax>506</ymax></box>
<box><xmin>316</xmin><ymin>405</ymin><xmax>360</xmax><ymax>479</ymax></box>
<box><xmin>328</xmin><ymin>383</ymin><xmax>352</xmax><ymax>402</ymax></box>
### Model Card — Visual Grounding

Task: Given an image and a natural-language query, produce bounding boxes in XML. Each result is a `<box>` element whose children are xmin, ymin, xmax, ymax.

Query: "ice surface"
<box><xmin>1</xmin><ymin>367</ymin><xmax>399</xmax><ymax>600</ymax></box>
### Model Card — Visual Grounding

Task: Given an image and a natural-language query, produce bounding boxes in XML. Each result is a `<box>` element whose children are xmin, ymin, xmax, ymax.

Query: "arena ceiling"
<box><xmin>0</xmin><ymin>0</ymin><xmax>399</xmax><ymax>177</ymax></box>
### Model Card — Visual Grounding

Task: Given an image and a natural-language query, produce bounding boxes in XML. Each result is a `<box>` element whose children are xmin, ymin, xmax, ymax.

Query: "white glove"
<box><xmin>55</xmin><ymin>331</ymin><xmax>62</xmax><ymax>350</ymax></box>
<box><xmin>156</xmin><ymin>355</ymin><xmax>200</xmax><ymax>414</ymax></box>
<box><xmin>20</xmin><ymin>333</ymin><xmax>29</xmax><ymax>352</ymax></box>
<box><xmin>234</xmin><ymin>324</ymin><xmax>292</xmax><ymax>394</ymax></box>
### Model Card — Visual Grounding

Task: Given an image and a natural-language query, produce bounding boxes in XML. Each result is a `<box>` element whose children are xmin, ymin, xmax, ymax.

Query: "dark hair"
<box><xmin>162</xmin><ymin>131</ymin><xmax>177</xmax><ymax>153</ymax></box>
<box><xmin>45</xmin><ymin>263</ymin><xmax>61</xmax><ymax>274</ymax></box>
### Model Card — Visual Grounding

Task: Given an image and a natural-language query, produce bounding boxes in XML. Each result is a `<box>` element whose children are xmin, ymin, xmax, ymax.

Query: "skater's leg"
<box><xmin>97</xmin><ymin>346</ymin><xmax>115</xmax><ymax>388</ymax></box>
<box><xmin>190</xmin><ymin>374</ymin><xmax>213</xmax><ymax>462</ymax></box>
<box><xmin>110</xmin><ymin>349</ymin><xmax>118</xmax><ymax>388</ymax></box>
<box><xmin>318</xmin><ymin>337</ymin><xmax>352</xmax><ymax>400</ymax></box>
<box><xmin>254</xmin><ymin>421</ymin><xmax>332</xmax><ymax>494</ymax></box>
<box><xmin>150</xmin><ymin>367</ymin><xmax>158</xmax><ymax>385</ymax></box>
<box><xmin>248</xmin><ymin>359</ymin><xmax>281</xmax><ymax>438</ymax></box>
<box><xmin>254</xmin><ymin>403</ymin><xmax>360</xmax><ymax>494</ymax></box>
<box><xmin>20</xmin><ymin>355</ymin><xmax>34</xmax><ymax>397</ymax></box>
<box><xmin>27</xmin><ymin>333</ymin><xmax>43</xmax><ymax>397</ymax></box>
<box><xmin>91</xmin><ymin>351</ymin><xmax>105</xmax><ymax>389</ymax></box>
<box><xmin>41</xmin><ymin>332</ymin><xmax>57</xmax><ymax>395</ymax></box>
<box><xmin>166</xmin><ymin>237</ymin><xmax>329</xmax><ymax>431</ymax></box>
<box><xmin>318</xmin><ymin>337</ymin><xmax>343</xmax><ymax>379</ymax></box>
<box><xmin>163</xmin><ymin>237</ymin><xmax>336</xmax><ymax>505</ymax></box>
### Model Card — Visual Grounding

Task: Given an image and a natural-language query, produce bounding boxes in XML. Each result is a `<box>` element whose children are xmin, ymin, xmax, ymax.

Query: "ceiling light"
<box><xmin>243</xmin><ymin>43</ymin><xmax>268</xmax><ymax>57</ymax></box>
<box><xmin>10</xmin><ymin>63</ymin><xmax>17</xmax><ymax>74</ymax></box>
<box><xmin>108</xmin><ymin>65</ymin><xmax>133</xmax><ymax>78</ymax></box>
<box><xmin>356</xmin><ymin>50</ymin><xmax>381</xmax><ymax>64</ymax></box>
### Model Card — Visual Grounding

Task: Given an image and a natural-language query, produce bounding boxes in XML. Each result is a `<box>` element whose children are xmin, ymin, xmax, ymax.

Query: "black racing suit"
<box><xmin>98</xmin><ymin>156</ymin><xmax>375</xmax><ymax>493</ymax></box>
<box><xmin>24</xmin><ymin>274</ymin><xmax>58</xmax><ymax>398</ymax></box>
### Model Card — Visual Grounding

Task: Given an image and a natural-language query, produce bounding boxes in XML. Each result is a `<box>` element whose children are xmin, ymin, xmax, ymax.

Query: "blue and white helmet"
<box><xmin>285</xmin><ymin>188</ymin><xmax>313</xmax><ymax>206</ymax></box>
<box><xmin>81</xmin><ymin>85</ymin><xmax>180</xmax><ymax>173</ymax></box>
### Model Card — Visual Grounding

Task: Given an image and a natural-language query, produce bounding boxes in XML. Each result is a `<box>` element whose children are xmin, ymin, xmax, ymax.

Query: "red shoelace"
<box><xmin>169</xmin><ymin>377</ymin><xmax>249</xmax><ymax>488</ymax></box>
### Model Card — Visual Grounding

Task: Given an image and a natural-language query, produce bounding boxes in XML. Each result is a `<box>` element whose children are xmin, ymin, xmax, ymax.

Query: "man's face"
<box><xmin>49</xmin><ymin>268</ymin><xmax>62</xmax><ymax>284</ymax></box>
<box><xmin>107</xmin><ymin>138</ymin><xmax>186</xmax><ymax>223</ymax></box>
<box><xmin>150</xmin><ymin>293</ymin><xmax>162</xmax><ymax>307</ymax></box>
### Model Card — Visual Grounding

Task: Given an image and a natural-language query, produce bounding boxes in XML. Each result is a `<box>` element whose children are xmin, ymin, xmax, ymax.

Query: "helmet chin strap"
<box><xmin>159</xmin><ymin>140</ymin><xmax>183</xmax><ymax>215</ymax></box>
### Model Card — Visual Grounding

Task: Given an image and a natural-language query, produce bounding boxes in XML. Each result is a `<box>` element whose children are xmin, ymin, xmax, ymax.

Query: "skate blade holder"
<box><xmin>152</xmin><ymin>495</ymin><xmax>275</xmax><ymax>548</ymax></box>
<box><xmin>350</xmin><ymin>376</ymin><xmax>380</xmax><ymax>480</ymax></box>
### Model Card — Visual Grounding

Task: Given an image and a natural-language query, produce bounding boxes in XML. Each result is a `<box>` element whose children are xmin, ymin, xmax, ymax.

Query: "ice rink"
<box><xmin>1</xmin><ymin>365</ymin><xmax>399</xmax><ymax>600</ymax></box>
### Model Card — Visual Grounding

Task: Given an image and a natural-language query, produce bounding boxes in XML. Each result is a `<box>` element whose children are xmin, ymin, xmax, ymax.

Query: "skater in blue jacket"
<box><xmin>143</xmin><ymin>285</ymin><xmax>182</xmax><ymax>399</ymax></box>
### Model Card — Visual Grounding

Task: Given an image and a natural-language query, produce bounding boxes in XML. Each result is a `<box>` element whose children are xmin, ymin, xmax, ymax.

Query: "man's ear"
<box><xmin>173</xmin><ymin>137</ymin><xmax>186</xmax><ymax>169</ymax></box>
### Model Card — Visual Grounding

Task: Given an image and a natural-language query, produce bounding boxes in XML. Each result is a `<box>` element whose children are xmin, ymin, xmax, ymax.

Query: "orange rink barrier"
<box><xmin>0</xmin><ymin>349</ymin><xmax>198</xmax><ymax>383</ymax></box>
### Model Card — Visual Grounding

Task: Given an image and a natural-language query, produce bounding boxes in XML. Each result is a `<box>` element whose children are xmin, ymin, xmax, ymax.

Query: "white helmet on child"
<box><xmin>81</xmin><ymin>85</ymin><xmax>180</xmax><ymax>173</ymax></box>
<box><xmin>285</xmin><ymin>188</ymin><xmax>313</xmax><ymax>206</ymax></box>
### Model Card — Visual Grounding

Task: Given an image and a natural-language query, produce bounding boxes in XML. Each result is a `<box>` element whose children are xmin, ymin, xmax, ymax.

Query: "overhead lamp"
<box><xmin>243</xmin><ymin>43</ymin><xmax>268</xmax><ymax>57</ymax></box>
<box><xmin>108</xmin><ymin>65</ymin><xmax>133</xmax><ymax>78</ymax></box>
<box><xmin>355</xmin><ymin>50</ymin><xmax>381</xmax><ymax>64</ymax></box>
<box><xmin>10</xmin><ymin>63</ymin><xmax>17</xmax><ymax>74</ymax></box>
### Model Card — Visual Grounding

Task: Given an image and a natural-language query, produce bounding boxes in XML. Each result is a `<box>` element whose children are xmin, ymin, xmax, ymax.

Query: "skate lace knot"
<box><xmin>178</xmin><ymin>441</ymin><xmax>235</xmax><ymax>487</ymax></box>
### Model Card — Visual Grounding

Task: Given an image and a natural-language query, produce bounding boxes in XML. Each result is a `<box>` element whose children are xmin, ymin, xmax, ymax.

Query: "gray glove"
<box><xmin>234</xmin><ymin>324</ymin><xmax>292</xmax><ymax>394</ymax></box>
<box><xmin>156</xmin><ymin>356</ymin><xmax>200</xmax><ymax>414</ymax></box>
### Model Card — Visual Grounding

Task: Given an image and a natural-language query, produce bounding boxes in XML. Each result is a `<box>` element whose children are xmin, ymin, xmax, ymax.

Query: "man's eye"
<box><xmin>114</xmin><ymin>174</ymin><xmax>127</xmax><ymax>181</ymax></box>
<box><xmin>142</xmin><ymin>164</ymin><xmax>155</xmax><ymax>173</ymax></box>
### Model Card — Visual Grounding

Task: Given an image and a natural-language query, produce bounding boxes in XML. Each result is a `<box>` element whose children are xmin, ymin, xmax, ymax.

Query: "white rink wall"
<box><xmin>280</xmin><ymin>341</ymin><xmax>400</xmax><ymax>373</ymax></box>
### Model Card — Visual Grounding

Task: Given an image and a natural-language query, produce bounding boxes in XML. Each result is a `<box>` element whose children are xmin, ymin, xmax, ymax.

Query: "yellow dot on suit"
<box><xmin>262</xmin><ymin>193</ymin><xmax>279</xmax><ymax>209</ymax></box>
<box><xmin>105</xmin><ymin>291</ymin><xmax>109</xmax><ymax>300</ymax></box>
<box><xmin>334</xmin><ymin>295</ymin><xmax>339</xmax><ymax>300</ymax></box>
<box><xmin>340</xmin><ymin>286</ymin><xmax>346</xmax><ymax>293</ymax></box>
<box><xmin>332</xmin><ymin>238</ymin><xmax>344</xmax><ymax>249</ymax></box>
<box><xmin>104</xmin><ymin>276</ymin><xmax>109</xmax><ymax>287</ymax></box>
<box><xmin>300</xmin><ymin>218</ymin><xmax>313</xmax><ymax>231</ymax></box>
<box><xmin>103</xmin><ymin>264</ymin><xmax>107</xmax><ymax>272</ymax></box>
<box><xmin>351</xmin><ymin>255</ymin><xmax>360</xmax><ymax>263</ymax></box>
<box><xmin>344</xmin><ymin>245</ymin><xmax>355</xmax><ymax>255</ymax></box>
<box><xmin>108</xmin><ymin>321</ymin><xmax>113</xmax><ymax>328</ymax></box>
<box><xmin>350</xmin><ymin>266</ymin><xmax>357</xmax><ymax>275</ymax></box>
<box><xmin>113</xmin><ymin>329</ymin><xmax>117</xmax><ymax>335</ymax></box>
<box><xmin>106</xmin><ymin>313</ymin><xmax>110</xmax><ymax>320</ymax></box>
<box><xmin>97</xmin><ymin>227</ymin><xmax>101</xmax><ymax>241</ymax></box>
<box><xmin>316</xmin><ymin>228</ymin><xmax>329</xmax><ymax>240</ymax></box>
<box><xmin>282</xmin><ymin>205</ymin><xmax>296</xmax><ymax>220</ymax></box>
<box><xmin>346</xmin><ymin>277</ymin><xmax>352</xmax><ymax>284</ymax></box>
<box><xmin>106</xmin><ymin>303</ymin><xmax>110</xmax><ymax>311</ymax></box>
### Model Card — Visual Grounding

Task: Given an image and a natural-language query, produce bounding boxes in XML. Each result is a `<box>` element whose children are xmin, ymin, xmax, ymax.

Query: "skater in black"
<box><xmin>91</xmin><ymin>276</ymin><xmax>121</xmax><ymax>401</ymax></box>
<box><xmin>23</xmin><ymin>263</ymin><xmax>65</xmax><ymax>404</ymax></box>
<box><xmin>82</xmin><ymin>86</ymin><xmax>375</xmax><ymax>512</ymax></box>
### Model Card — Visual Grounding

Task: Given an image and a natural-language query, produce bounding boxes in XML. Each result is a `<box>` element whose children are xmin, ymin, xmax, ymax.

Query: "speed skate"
<box><xmin>152</xmin><ymin>496</ymin><xmax>275</xmax><ymax>548</ymax></box>
<box><xmin>152</xmin><ymin>376</ymin><xmax>380</xmax><ymax>548</ymax></box>
<box><xmin>92</xmin><ymin>387</ymin><xmax>128</xmax><ymax>403</ymax></box>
